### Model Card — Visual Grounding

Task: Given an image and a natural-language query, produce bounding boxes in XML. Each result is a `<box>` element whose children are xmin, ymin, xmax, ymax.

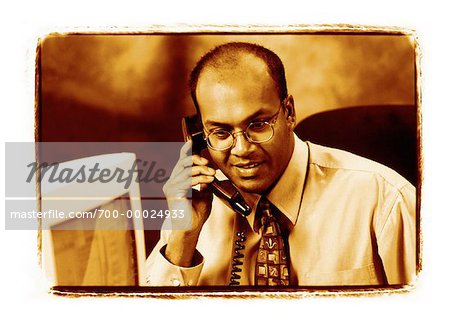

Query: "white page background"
<box><xmin>0</xmin><ymin>1</ymin><xmax>448</xmax><ymax>327</ymax></box>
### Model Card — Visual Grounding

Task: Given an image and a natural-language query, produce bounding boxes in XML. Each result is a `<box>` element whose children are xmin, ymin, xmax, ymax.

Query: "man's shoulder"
<box><xmin>306</xmin><ymin>141</ymin><xmax>414</xmax><ymax>192</ymax></box>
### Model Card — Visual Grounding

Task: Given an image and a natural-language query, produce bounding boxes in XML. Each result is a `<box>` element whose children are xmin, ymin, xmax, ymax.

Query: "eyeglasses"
<box><xmin>204</xmin><ymin>100</ymin><xmax>285</xmax><ymax>151</ymax></box>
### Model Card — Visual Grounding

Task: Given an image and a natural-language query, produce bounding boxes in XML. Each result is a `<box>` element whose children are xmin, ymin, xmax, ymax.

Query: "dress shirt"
<box><xmin>145</xmin><ymin>135</ymin><xmax>416</xmax><ymax>286</ymax></box>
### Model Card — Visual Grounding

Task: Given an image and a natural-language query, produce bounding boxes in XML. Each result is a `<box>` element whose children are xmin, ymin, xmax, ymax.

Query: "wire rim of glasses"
<box><xmin>204</xmin><ymin>99</ymin><xmax>286</xmax><ymax>151</ymax></box>
<box><xmin>206</xmin><ymin>122</ymin><xmax>275</xmax><ymax>151</ymax></box>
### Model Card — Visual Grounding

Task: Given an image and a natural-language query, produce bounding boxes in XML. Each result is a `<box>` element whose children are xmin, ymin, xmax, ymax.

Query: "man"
<box><xmin>145</xmin><ymin>42</ymin><xmax>416</xmax><ymax>287</ymax></box>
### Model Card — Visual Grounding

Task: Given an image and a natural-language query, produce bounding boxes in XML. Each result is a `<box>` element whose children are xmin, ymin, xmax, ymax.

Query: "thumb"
<box><xmin>199</xmin><ymin>183</ymin><xmax>209</xmax><ymax>192</ymax></box>
<box><xmin>195</xmin><ymin>183</ymin><xmax>213</xmax><ymax>201</ymax></box>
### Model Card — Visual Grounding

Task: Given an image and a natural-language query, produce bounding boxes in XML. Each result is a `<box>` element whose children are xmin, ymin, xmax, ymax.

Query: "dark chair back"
<box><xmin>295</xmin><ymin>105</ymin><xmax>418</xmax><ymax>186</ymax></box>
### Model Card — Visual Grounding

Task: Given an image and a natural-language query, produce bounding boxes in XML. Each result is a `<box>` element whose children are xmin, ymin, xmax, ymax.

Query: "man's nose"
<box><xmin>230</xmin><ymin>132</ymin><xmax>254</xmax><ymax>157</ymax></box>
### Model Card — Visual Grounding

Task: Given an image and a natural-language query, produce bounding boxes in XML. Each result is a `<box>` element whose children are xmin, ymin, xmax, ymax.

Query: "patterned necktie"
<box><xmin>255</xmin><ymin>198</ymin><xmax>290</xmax><ymax>286</ymax></box>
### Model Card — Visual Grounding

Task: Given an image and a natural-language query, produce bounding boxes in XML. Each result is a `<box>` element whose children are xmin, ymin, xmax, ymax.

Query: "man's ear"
<box><xmin>284</xmin><ymin>95</ymin><xmax>296</xmax><ymax>130</ymax></box>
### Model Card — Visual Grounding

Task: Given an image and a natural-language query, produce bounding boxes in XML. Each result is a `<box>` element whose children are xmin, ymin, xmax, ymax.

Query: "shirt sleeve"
<box><xmin>377</xmin><ymin>183</ymin><xmax>417</xmax><ymax>285</ymax></box>
<box><xmin>144</xmin><ymin>229</ymin><xmax>205</xmax><ymax>286</ymax></box>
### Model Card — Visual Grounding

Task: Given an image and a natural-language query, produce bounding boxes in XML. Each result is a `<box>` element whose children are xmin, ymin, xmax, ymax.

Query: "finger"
<box><xmin>192</xmin><ymin>175</ymin><xmax>215</xmax><ymax>186</ymax></box>
<box><xmin>178</xmin><ymin>154</ymin><xmax>208</xmax><ymax>169</ymax></box>
<box><xmin>162</xmin><ymin>180</ymin><xmax>189</xmax><ymax>198</ymax></box>
<box><xmin>196</xmin><ymin>183</ymin><xmax>214</xmax><ymax>200</ymax></box>
<box><xmin>171</xmin><ymin>155</ymin><xmax>209</xmax><ymax>178</ymax></box>
<box><xmin>162</xmin><ymin>177</ymin><xmax>192</xmax><ymax>198</ymax></box>
<box><xmin>199</xmin><ymin>183</ymin><xmax>208</xmax><ymax>192</ymax></box>
<box><xmin>199</xmin><ymin>183</ymin><xmax>213</xmax><ymax>192</ymax></box>
<box><xmin>170</xmin><ymin>155</ymin><xmax>191</xmax><ymax>178</ymax></box>
<box><xmin>192</xmin><ymin>155</ymin><xmax>209</xmax><ymax>166</ymax></box>
<box><xmin>168</xmin><ymin>166</ymin><xmax>196</xmax><ymax>187</ymax></box>
<box><xmin>170</xmin><ymin>166</ymin><xmax>210</xmax><ymax>186</ymax></box>
<box><xmin>191</xmin><ymin>165</ymin><xmax>215</xmax><ymax>177</ymax></box>
<box><xmin>175</xmin><ymin>165</ymin><xmax>214</xmax><ymax>182</ymax></box>
<box><xmin>179</xmin><ymin>140</ymin><xmax>193</xmax><ymax>159</ymax></box>
<box><xmin>170</xmin><ymin>155</ymin><xmax>194</xmax><ymax>178</ymax></box>
<box><xmin>164</xmin><ymin>171</ymin><xmax>214</xmax><ymax>198</ymax></box>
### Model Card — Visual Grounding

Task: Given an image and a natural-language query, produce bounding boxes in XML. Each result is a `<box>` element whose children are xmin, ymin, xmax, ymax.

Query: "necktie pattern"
<box><xmin>255</xmin><ymin>198</ymin><xmax>290</xmax><ymax>286</ymax></box>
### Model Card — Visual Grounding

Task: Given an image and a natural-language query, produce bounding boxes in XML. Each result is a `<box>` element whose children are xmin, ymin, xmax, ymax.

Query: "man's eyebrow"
<box><xmin>204</xmin><ymin>108</ymin><xmax>271</xmax><ymax>128</ymax></box>
<box><xmin>203</xmin><ymin>120</ymin><xmax>232</xmax><ymax>129</ymax></box>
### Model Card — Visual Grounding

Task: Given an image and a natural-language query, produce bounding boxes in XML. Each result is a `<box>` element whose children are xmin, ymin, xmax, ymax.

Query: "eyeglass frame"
<box><xmin>203</xmin><ymin>98</ymin><xmax>287</xmax><ymax>151</ymax></box>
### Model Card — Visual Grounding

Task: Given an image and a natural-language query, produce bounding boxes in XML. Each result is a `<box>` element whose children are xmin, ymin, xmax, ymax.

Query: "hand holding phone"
<box><xmin>161</xmin><ymin>140</ymin><xmax>216</xmax><ymax>267</ymax></box>
<box><xmin>161</xmin><ymin>115</ymin><xmax>251</xmax><ymax>267</ymax></box>
<box><xmin>162</xmin><ymin>140</ymin><xmax>215</xmax><ymax>232</ymax></box>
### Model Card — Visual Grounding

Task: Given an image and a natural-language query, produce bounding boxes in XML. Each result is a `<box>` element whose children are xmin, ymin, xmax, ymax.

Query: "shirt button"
<box><xmin>171</xmin><ymin>278</ymin><xmax>181</xmax><ymax>286</ymax></box>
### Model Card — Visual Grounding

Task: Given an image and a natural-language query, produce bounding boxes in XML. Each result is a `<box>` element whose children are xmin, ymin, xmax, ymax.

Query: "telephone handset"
<box><xmin>182</xmin><ymin>114</ymin><xmax>251</xmax><ymax>217</ymax></box>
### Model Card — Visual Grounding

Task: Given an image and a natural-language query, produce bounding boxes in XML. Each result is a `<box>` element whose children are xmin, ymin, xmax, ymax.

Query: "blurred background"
<box><xmin>38</xmin><ymin>33</ymin><xmax>418</xmax><ymax>254</ymax></box>
<box><xmin>39</xmin><ymin>33</ymin><xmax>415</xmax><ymax>141</ymax></box>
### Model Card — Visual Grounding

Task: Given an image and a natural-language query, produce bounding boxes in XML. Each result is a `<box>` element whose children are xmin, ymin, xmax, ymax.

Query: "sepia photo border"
<box><xmin>34</xmin><ymin>24</ymin><xmax>422</xmax><ymax>299</ymax></box>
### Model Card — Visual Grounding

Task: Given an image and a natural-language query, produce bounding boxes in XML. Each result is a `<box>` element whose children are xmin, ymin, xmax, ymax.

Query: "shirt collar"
<box><xmin>239</xmin><ymin>135</ymin><xmax>309</xmax><ymax>232</ymax></box>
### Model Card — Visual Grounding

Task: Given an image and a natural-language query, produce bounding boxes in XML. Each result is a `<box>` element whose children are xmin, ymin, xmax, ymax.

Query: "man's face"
<box><xmin>196</xmin><ymin>55</ymin><xmax>296</xmax><ymax>194</ymax></box>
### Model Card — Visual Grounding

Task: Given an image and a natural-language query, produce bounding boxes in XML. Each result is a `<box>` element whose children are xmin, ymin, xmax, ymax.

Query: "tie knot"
<box><xmin>258</xmin><ymin>198</ymin><xmax>274</xmax><ymax>228</ymax></box>
<box><xmin>259</xmin><ymin>197</ymin><xmax>271</xmax><ymax>212</ymax></box>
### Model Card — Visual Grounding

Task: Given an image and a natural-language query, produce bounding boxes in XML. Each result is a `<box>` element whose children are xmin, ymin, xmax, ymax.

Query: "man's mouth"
<box><xmin>232</xmin><ymin>161</ymin><xmax>263</xmax><ymax>177</ymax></box>
<box><xmin>234</xmin><ymin>162</ymin><xmax>261</xmax><ymax>169</ymax></box>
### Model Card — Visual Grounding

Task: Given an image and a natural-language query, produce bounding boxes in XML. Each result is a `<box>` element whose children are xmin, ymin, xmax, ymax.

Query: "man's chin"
<box><xmin>233</xmin><ymin>178</ymin><xmax>270</xmax><ymax>195</ymax></box>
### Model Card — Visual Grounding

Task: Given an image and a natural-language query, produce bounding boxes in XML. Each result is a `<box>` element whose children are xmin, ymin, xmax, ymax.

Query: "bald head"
<box><xmin>190</xmin><ymin>42</ymin><xmax>288</xmax><ymax>113</ymax></box>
